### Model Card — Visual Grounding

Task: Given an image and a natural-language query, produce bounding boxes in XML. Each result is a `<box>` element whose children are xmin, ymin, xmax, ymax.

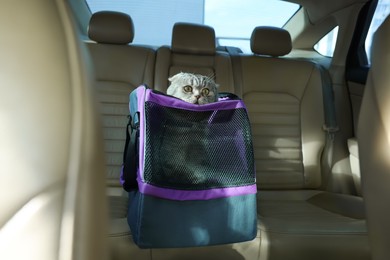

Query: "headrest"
<box><xmin>250</xmin><ymin>26</ymin><xmax>292</xmax><ymax>57</ymax></box>
<box><xmin>88</xmin><ymin>11</ymin><xmax>134</xmax><ymax>44</ymax></box>
<box><xmin>172</xmin><ymin>23</ymin><xmax>216</xmax><ymax>55</ymax></box>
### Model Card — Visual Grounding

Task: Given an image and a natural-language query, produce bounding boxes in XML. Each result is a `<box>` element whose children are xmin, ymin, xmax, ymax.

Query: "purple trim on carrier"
<box><xmin>136</xmin><ymin>87</ymin><xmax>146</xmax><ymax>177</ymax></box>
<box><xmin>146</xmin><ymin>89</ymin><xmax>247</xmax><ymax>111</ymax></box>
<box><xmin>138</xmin><ymin>181</ymin><xmax>257</xmax><ymax>201</ymax></box>
<box><xmin>120</xmin><ymin>165</ymin><xmax>125</xmax><ymax>186</ymax></box>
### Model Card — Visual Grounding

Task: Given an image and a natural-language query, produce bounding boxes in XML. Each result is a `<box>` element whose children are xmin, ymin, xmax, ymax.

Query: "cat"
<box><xmin>156</xmin><ymin>72</ymin><xmax>219</xmax><ymax>187</ymax></box>
<box><xmin>166</xmin><ymin>72</ymin><xmax>219</xmax><ymax>105</ymax></box>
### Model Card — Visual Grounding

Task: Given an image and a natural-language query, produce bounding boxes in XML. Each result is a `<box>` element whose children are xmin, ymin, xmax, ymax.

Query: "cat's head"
<box><xmin>167</xmin><ymin>72</ymin><xmax>219</xmax><ymax>105</ymax></box>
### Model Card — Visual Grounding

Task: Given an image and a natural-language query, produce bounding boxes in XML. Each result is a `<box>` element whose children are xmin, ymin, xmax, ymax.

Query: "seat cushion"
<box><xmin>257</xmin><ymin>190</ymin><xmax>370</xmax><ymax>260</ymax></box>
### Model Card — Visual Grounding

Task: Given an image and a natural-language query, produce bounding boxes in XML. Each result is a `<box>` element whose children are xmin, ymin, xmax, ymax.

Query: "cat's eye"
<box><xmin>183</xmin><ymin>85</ymin><xmax>192</xmax><ymax>92</ymax></box>
<box><xmin>202</xmin><ymin>88</ymin><xmax>210</xmax><ymax>96</ymax></box>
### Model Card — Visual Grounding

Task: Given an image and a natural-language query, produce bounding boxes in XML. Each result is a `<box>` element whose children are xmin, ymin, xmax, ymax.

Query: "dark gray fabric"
<box><xmin>128</xmin><ymin>191</ymin><xmax>257</xmax><ymax>248</ymax></box>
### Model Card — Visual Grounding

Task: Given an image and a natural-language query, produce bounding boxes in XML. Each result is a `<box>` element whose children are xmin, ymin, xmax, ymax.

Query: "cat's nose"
<box><xmin>195</xmin><ymin>95</ymin><xmax>201</xmax><ymax>99</ymax></box>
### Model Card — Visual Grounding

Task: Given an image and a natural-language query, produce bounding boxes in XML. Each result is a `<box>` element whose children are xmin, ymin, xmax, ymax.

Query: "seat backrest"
<box><xmin>0</xmin><ymin>1</ymin><xmax>107</xmax><ymax>260</ymax></box>
<box><xmin>154</xmin><ymin>22</ymin><xmax>234</xmax><ymax>93</ymax></box>
<box><xmin>358</xmin><ymin>15</ymin><xmax>390</xmax><ymax>260</ymax></box>
<box><xmin>86</xmin><ymin>11</ymin><xmax>156</xmax><ymax>187</ymax></box>
<box><xmin>240</xmin><ymin>26</ymin><xmax>327</xmax><ymax>189</ymax></box>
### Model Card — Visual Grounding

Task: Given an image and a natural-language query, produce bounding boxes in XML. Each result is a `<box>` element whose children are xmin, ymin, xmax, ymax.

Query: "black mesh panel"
<box><xmin>143</xmin><ymin>101</ymin><xmax>255</xmax><ymax>190</ymax></box>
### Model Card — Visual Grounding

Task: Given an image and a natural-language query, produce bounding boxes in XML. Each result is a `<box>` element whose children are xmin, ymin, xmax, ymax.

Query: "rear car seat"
<box><xmin>154</xmin><ymin>22</ymin><xmax>234</xmax><ymax>94</ymax></box>
<box><xmin>85</xmin><ymin>11</ymin><xmax>155</xmax><ymax>260</ymax></box>
<box><xmin>237</xmin><ymin>26</ymin><xmax>370</xmax><ymax>260</ymax></box>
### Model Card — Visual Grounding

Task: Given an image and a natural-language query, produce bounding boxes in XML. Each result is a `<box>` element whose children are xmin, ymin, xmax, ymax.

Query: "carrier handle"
<box><xmin>218</xmin><ymin>92</ymin><xmax>241</xmax><ymax>101</ymax></box>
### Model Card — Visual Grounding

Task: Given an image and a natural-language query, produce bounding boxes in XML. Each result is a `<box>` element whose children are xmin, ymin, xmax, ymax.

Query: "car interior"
<box><xmin>1</xmin><ymin>0</ymin><xmax>390</xmax><ymax>260</ymax></box>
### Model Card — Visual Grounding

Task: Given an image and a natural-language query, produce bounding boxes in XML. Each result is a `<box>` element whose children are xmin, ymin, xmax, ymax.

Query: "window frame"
<box><xmin>346</xmin><ymin>0</ymin><xmax>378</xmax><ymax>84</ymax></box>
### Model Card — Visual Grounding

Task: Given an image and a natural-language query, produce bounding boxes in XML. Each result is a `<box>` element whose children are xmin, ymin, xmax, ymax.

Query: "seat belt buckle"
<box><xmin>323</xmin><ymin>124</ymin><xmax>339</xmax><ymax>140</ymax></box>
<box><xmin>322</xmin><ymin>124</ymin><xmax>339</xmax><ymax>133</ymax></box>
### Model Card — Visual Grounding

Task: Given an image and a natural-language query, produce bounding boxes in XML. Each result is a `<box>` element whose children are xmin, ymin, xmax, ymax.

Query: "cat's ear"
<box><xmin>168</xmin><ymin>75</ymin><xmax>175</xmax><ymax>83</ymax></box>
<box><xmin>168</xmin><ymin>72</ymin><xmax>183</xmax><ymax>83</ymax></box>
<box><xmin>215</xmin><ymin>83</ymin><xmax>220</xmax><ymax>89</ymax></box>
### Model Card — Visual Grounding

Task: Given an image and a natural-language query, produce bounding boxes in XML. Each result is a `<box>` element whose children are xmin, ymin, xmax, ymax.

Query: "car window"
<box><xmin>365</xmin><ymin>0</ymin><xmax>390</xmax><ymax>64</ymax></box>
<box><xmin>314</xmin><ymin>26</ymin><xmax>339</xmax><ymax>57</ymax></box>
<box><xmin>205</xmin><ymin>0</ymin><xmax>299</xmax><ymax>53</ymax></box>
<box><xmin>314</xmin><ymin>1</ymin><xmax>390</xmax><ymax>60</ymax></box>
<box><xmin>86</xmin><ymin>0</ymin><xmax>299</xmax><ymax>53</ymax></box>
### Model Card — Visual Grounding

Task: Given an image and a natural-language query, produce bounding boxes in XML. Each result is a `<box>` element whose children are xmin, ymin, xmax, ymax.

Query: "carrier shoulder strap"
<box><xmin>123</xmin><ymin>86</ymin><xmax>146</xmax><ymax>192</ymax></box>
<box><xmin>316</xmin><ymin>64</ymin><xmax>339</xmax><ymax>190</ymax></box>
<box><xmin>226</xmin><ymin>46</ymin><xmax>243</xmax><ymax>98</ymax></box>
<box><xmin>122</xmin><ymin>113</ymin><xmax>139</xmax><ymax>191</ymax></box>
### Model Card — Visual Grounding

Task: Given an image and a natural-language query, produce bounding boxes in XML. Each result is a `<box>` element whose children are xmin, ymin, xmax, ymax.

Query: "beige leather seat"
<box><xmin>238</xmin><ymin>26</ymin><xmax>370</xmax><ymax>260</ymax></box>
<box><xmin>86</xmin><ymin>11</ymin><xmax>155</xmax><ymax>260</ymax></box>
<box><xmin>348</xmin><ymin>137</ymin><xmax>362</xmax><ymax>195</ymax></box>
<box><xmin>358</xmin><ymin>15</ymin><xmax>390</xmax><ymax>260</ymax></box>
<box><xmin>0</xmin><ymin>1</ymin><xmax>108</xmax><ymax>260</ymax></box>
<box><xmin>86</xmin><ymin>10</ymin><xmax>155</xmax><ymax>188</ymax></box>
<box><xmin>154</xmin><ymin>22</ymin><xmax>234</xmax><ymax>94</ymax></box>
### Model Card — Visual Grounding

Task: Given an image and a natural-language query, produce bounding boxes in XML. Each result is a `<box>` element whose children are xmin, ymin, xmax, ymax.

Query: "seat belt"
<box><xmin>317</xmin><ymin>64</ymin><xmax>339</xmax><ymax>189</ymax></box>
<box><xmin>318</xmin><ymin>65</ymin><xmax>339</xmax><ymax>137</ymax></box>
<box><xmin>226</xmin><ymin>46</ymin><xmax>243</xmax><ymax>98</ymax></box>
